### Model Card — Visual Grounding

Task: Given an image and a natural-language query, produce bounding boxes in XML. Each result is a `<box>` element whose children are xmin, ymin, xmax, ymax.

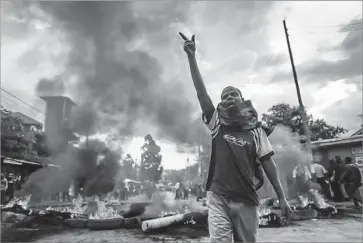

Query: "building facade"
<box><xmin>311</xmin><ymin>135</ymin><xmax>363</xmax><ymax>170</ymax></box>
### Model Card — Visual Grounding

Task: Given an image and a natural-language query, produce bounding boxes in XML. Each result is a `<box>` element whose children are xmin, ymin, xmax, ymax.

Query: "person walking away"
<box><xmin>180</xmin><ymin>32</ymin><xmax>291</xmax><ymax>243</ymax></box>
<box><xmin>311</xmin><ymin>161</ymin><xmax>332</xmax><ymax>199</ymax></box>
<box><xmin>338</xmin><ymin>157</ymin><xmax>362</xmax><ymax>208</ymax></box>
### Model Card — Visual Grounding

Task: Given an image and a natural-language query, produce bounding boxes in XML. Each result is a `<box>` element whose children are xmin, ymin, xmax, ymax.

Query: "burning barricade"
<box><xmin>1</xmin><ymin>190</ymin><xmax>341</xmax><ymax>235</ymax></box>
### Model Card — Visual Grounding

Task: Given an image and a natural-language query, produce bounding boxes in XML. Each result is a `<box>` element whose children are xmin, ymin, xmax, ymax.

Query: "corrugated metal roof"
<box><xmin>351</xmin><ymin>128</ymin><xmax>363</xmax><ymax>137</ymax></box>
<box><xmin>12</xmin><ymin>112</ymin><xmax>43</xmax><ymax>127</ymax></box>
<box><xmin>311</xmin><ymin>135</ymin><xmax>363</xmax><ymax>147</ymax></box>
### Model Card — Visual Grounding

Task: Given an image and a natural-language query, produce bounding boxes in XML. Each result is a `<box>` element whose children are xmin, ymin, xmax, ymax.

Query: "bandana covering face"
<box><xmin>217</xmin><ymin>99</ymin><xmax>259</xmax><ymax>130</ymax></box>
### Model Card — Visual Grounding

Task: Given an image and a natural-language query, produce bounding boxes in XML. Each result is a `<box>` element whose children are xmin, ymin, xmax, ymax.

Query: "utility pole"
<box><xmin>283</xmin><ymin>20</ymin><xmax>312</xmax><ymax>158</ymax></box>
<box><xmin>198</xmin><ymin>133</ymin><xmax>202</xmax><ymax>183</ymax></box>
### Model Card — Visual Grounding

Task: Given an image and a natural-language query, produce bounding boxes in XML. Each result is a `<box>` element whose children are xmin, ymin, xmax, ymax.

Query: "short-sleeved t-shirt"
<box><xmin>311</xmin><ymin>163</ymin><xmax>327</xmax><ymax>179</ymax></box>
<box><xmin>203</xmin><ymin>109</ymin><xmax>274</xmax><ymax>206</ymax></box>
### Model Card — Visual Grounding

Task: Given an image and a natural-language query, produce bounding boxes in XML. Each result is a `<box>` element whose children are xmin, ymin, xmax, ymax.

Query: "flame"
<box><xmin>258</xmin><ymin>207</ymin><xmax>271</xmax><ymax>217</ymax></box>
<box><xmin>4</xmin><ymin>195</ymin><xmax>31</xmax><ymax>208</ymax></box>
<box><xmin>310</xmin><ymin>189</ymin><xmax>337</xmax><ymax>213</ymax></box>
<box><xmin>298</xmin><ymin>194</ymin><xmax>310</xmax><ymax>208</ymax></box>
<box><xmin>88</xmin><ymin>197</ymin><xmax>122</xmax><ymax>219</ymax></box>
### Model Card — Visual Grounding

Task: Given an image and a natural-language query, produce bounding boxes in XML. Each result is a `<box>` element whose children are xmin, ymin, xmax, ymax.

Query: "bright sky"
<box><xmin>1</xmin><ymin>1</ymin><xmax>362</xmax><ymax>170</ymax></box>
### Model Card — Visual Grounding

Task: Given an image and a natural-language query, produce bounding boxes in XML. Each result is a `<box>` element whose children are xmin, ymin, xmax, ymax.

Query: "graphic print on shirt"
<box><xmin>223</xmin><ymin>134</ymin><xmax>251</xmax><ymax>148</ymax></box>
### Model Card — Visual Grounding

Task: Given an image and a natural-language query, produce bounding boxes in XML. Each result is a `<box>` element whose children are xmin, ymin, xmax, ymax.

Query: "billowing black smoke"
<box><xmin>17</xmin><ymin>139</ymin><xmax>122</xmax><ymax>200</ymax></box>
<box><xmin>30</xmin><ymin>1</ymin><xmax>206</xmax><ymax>145</ymax></box>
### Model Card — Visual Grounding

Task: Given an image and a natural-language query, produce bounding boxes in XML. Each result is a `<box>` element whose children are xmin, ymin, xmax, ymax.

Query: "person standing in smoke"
<box><xmin>179</xmin><ymin>32</ymin><xmax>291</xmax><ymax>243</ymax></box>
<box><xmin>292</xmin><ymin>163</ymin><xmax>312</xmax><ymax>196</ymax></box>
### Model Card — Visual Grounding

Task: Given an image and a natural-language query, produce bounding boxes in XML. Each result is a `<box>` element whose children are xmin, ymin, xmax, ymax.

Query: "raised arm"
<box><xmin>179</xmin><ymin>33</ymin><xmax>215</xmax><ymax>121</ymax></box>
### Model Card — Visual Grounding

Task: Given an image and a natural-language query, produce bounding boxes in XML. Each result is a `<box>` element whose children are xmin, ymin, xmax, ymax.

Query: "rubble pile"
<box><xmin>1</xmin><ymin>190</ymin><xmax>339</xmax><ymax>233</ymax></box>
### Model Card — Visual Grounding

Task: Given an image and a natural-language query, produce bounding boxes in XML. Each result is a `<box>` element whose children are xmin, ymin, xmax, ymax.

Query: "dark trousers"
<box><xmin>6</xmin><ymin>184</ymin><xmax>14</xmax><ymax>202</ymax></box>
<box><xmin>345</xmin><ymin>181</ymin><xmax>362</xmax><ymax>206</ymax></box>
<box><xmin>331</xmin><ymin>181</ymin><xmax>344</xmax><ymax>202</ymax></box>
<box><xmin>183</xmin><ymin>189</ymin><xmax>189</xmax><ymax>199</ymax></box>
<box><xmin>316</xmin><ymin>177</ymin><xmax>332</xmax><ymax>199</ymax></box>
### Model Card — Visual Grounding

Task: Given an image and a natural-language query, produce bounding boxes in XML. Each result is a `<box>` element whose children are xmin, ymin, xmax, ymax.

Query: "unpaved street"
<box><xmin>3</xmin><ymin>216</ymin><xmax>360</xmax><ymax>242</ymax></box>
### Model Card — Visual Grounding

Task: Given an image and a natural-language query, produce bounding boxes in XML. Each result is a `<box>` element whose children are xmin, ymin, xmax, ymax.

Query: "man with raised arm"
<box><xmin>179</xmin><ymin>33</ymin><xmax>292</xmax><ymax>243</ymax></box>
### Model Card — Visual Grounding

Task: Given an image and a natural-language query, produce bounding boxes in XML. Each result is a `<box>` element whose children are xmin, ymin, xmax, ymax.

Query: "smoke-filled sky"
<box><xmin>2</xmin><ymin>1</ymin><xmax>362</xmax><ymax>169</ymax></box>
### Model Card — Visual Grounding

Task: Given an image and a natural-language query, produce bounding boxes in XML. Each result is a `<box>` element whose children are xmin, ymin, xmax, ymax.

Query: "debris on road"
<box><xmin>1</xmin><ymin>189</ymin><xmax>345</xmax><ymax>237</ymax></box>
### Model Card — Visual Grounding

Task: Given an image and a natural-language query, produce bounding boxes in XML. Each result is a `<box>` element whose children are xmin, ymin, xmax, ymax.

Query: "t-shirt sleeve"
<box><xmin>254</xmin><ymin>127</ymin><xmax>275</xmax><ymax>161</ymax></box>
<box><xmin>202</xmin><ymin>108</ymin><xmax>219</xmax><ymax>137</ymax></box>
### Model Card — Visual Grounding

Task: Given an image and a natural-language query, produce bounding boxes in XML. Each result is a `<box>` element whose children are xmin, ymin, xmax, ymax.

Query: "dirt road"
<box><xmin>3</xmin><ymin>216</ymin><xmax>360</xmax><ymax>242</ymax></box>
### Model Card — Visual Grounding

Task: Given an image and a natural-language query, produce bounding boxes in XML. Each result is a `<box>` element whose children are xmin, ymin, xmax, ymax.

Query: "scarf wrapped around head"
<box><xmin>217</xmin><ymin>100</ymin><xmax>275</xmax><ymax>135</ymax></box>
<box><xmin>217</xmin><ymin>99</ymin><xmax>258</xmax><ymax>130</ymax></box>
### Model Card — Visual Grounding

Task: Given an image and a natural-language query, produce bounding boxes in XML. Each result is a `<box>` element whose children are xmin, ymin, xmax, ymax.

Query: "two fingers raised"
<box><xmin>179</xmin><ymin>32</ymin><xmax>195</xmax><ymax>43</ymax></box>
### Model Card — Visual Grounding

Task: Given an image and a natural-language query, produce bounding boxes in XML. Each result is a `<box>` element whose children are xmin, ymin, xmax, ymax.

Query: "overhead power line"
<box><xmin>308</xmin><ymin>22</ymin><xmax>362</xmax><ymax>28</ymax></box>
<box><xmin>1</xmin><ymin>96</ymin><xmax>41</xmax><ymax>118</ymax></box>
<box><xmin>0</xmin><ymin>88</ymin><xmax>44</xmax><ymax>114</ymax></box>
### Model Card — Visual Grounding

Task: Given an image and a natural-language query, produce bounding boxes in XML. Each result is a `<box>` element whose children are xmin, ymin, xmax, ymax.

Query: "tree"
<box><xmin>163</xmin><ymin>169</ymin><xmax>185</xmax><ymax>185</ymax></box>
<box><xmin>262</xmin><ymin>103</ymin><xmax>348</xmax><ymax>141</ymax></box>
<box><xmin>140</xmin><ymin>134</ymin><xmax>163</xmax><ymax>183</ymax></box>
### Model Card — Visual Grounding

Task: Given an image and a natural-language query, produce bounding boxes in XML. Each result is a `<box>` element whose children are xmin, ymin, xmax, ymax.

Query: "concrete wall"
<box><xmin>43</xmin><ymin>98</ymin><xmax>74</xmax><ymax>153</ymax></box>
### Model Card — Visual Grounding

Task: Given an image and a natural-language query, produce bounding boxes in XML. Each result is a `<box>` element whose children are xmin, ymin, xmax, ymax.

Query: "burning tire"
<box><xmin>87</xmin><ymin>217</ymin><xmax>124</xmax><ymax>230</ymax></box>
<box><xmin>65</xmin><ymin>218</ymin><xmax>89</xmax><ymax>228</ymax></box>
<box><xmin>123</xmin><ymin>217</ymin><xmax>141</xmax><ymax>229</ymax></box>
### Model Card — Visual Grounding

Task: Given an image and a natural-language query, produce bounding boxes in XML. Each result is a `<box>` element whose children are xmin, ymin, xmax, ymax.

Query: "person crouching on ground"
<box><xmin>338</xmin><ymin>157</ymin><xmax>362</xmax><ymax>208</ymax></box>
<box><xmin>180</xmin><ymin>32</ymin><xmax>292</xmax><ymax>243</ymax></box>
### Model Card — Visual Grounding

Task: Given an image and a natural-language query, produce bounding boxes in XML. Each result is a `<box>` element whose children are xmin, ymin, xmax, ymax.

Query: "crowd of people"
<box><xmin>291</xmin><ymin>156</ymin><xmax>362</xmax><ymax>208</ymax></box>
<box><xmin>173</xmin><ymin>181</ymin><xmax>206</xmax><ymax>201</ymax></box>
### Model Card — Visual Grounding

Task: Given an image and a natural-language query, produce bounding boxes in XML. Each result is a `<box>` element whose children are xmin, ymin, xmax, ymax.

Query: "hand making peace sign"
<box><xmin>179</xmin><ymin>32</ymin><xmax>196</xmax><ymax>56</ymax></box>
